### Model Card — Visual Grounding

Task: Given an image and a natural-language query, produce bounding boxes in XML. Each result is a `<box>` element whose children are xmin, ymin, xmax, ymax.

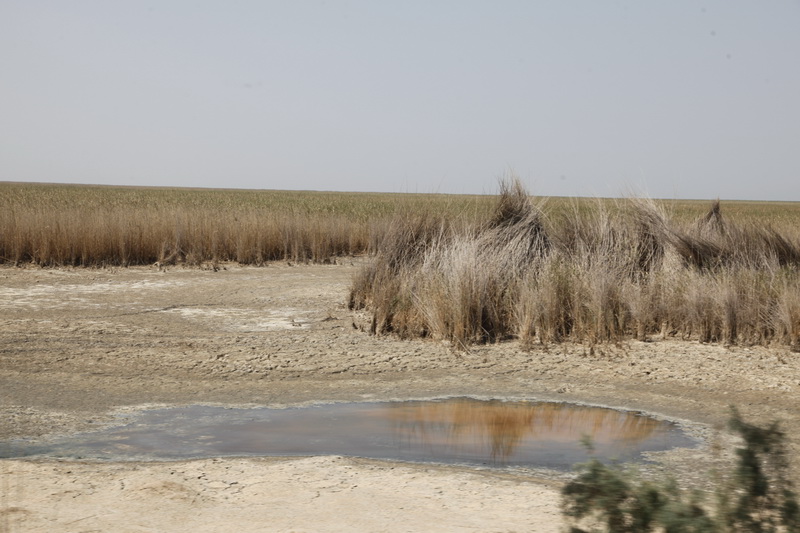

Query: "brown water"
<box><xmin>3</xmin><ymin>398</ymin><xmax>696</xmax><ymax>470</ymax></box>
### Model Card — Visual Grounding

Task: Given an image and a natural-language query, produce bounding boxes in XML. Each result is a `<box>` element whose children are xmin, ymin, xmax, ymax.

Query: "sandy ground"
<box><xmin>1</xmin><ymin>261</ymin><xmax>799</xmax><ymax>532</ymax></box>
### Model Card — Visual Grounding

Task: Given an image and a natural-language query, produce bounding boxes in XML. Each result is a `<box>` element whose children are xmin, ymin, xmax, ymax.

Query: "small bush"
<box><xmin>561</xmin><ymin>409</ymin><xmax>799</xmax><ymax>533</ymax></box>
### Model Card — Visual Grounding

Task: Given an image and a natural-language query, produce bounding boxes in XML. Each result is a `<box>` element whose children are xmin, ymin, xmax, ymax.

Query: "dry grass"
<box><xmin>349</xmin><ymin>180</ymin><xmax>800</xmax><ymax>349</ymax></box>
<box><xmin>5</xmin><ymin>180</ymin><xmax>800</xmax><ymax>348</ymax></box>
<box><xmin>0</xmin><ymin>182</ymin><xmax>492</xmax><ymax>267</ymax></box>
<box><xmin>4</xmin><ymin>181</ymin><xmax>795</xmax><ymax>268</ymax></box>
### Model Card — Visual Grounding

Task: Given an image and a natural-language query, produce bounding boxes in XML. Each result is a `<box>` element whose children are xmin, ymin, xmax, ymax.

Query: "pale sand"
<box><xmin>2</xmin><ymin>262</ymin><xmax>799</xmax><ymax>532</ymax></box>
<box><xmin>1</xmin><ymin>457</ymin><xmax>563</xmax><ymax>532</ymax></box>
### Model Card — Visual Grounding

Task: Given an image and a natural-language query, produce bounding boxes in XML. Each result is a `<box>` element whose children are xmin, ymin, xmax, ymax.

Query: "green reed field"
<box><xmin>3</xmin><ymin>180</ymin><xmax>800</xmax><ymax>349</ymax></box>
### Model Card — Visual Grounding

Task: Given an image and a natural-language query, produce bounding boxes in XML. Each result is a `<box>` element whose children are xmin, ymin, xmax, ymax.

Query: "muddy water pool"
<box><xmin>2</xmin><ymin>398</ymin><xmax>697</xmax><ymax>470</ymax></box>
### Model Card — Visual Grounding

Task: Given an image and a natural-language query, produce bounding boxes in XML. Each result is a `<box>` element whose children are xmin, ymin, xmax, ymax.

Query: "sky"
<box><xmin>1</xmin><ymin>1</ymin><xmax>799</xmax><ymax>200</ymax></box>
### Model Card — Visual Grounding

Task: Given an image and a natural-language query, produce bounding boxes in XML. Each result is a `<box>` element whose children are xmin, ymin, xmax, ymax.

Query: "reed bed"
<box><xmin>5</xmin><ymin>181</ymin><xmax>800</xmax><ymax>348</ymax></box>
<box><xmin>349</xmin><ymin>180</ymin><xmax>800</xmax><ymax>349</ymax></box>
<box><xmin>4</xmin><ymin>181</ymin><xmax>794</xmax><ymax>268</ymax></box>
<box><xmin>0</xmin><ymin>182</ymin><xmax>492</xmax><ymax>267</ymax></box>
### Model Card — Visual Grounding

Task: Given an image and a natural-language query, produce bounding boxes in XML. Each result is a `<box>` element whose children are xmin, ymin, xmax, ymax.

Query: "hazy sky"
<box><xmin>2</xmin><ymin>1</ymin><xmax>799</xmax><ymax>200</ymax></box>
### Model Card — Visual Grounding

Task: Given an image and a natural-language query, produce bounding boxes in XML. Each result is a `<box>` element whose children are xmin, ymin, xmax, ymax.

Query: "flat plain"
<box><xmin>2</xmin><ymin>184</ymin><xmax>800</xmax><ymax>531</ymax></box>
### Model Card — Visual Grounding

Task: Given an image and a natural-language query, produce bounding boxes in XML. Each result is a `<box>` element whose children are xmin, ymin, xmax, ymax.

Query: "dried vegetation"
<box><xmin>4</xmin><ymin>180</ymin><xmax>800</xmax><ymax>349</ymax></box>
<box><xmin>0</xmin><ymin>182</ymin><xmax>490</xmax><ymax>267</ymax></box>
<box><xmin>349</xmin><ymin>180</ymin><xmax>800</xmax><ymax>350</ymax></box>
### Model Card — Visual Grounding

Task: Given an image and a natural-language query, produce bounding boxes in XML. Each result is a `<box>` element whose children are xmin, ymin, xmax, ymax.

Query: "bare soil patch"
<box><xmin>1</xmin><ymin>262</ymin><xmax>799</xmax><ymax>532</ymax></box>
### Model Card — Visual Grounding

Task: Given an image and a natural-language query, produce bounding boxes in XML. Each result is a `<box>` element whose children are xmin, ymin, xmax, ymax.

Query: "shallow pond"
<box><xmin>2</xmin><ymin>398</ymin><xmax>697</xmax><ymax>470</ymax></box>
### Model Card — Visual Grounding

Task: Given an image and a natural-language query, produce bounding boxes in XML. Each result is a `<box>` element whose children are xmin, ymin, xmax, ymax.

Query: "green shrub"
<box><xmin>561</xmin><ymin>410</ymin><xmax>799</xmax><ymax>533</ymax></box>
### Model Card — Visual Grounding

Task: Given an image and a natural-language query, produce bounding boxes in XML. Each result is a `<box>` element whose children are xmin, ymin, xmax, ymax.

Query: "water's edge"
<box><xmin>1</xmin><ymin>397</ymin><xmax>701</xmax><ymax>472</ymax></box>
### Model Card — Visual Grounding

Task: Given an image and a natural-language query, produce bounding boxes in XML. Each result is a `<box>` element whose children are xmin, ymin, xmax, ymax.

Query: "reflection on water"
<box><xmin>385</xmin><ymin>400</ymin><xmax>671</xmax><ymax>463</ymax></box>
<box><xmin>1</xmin><ymin>398</ymin><xmax>696</xmax><ymax>470</ymax></box>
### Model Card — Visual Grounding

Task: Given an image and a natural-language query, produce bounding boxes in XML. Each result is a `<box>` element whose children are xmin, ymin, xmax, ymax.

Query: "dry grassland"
<box><xmin>3</xmin><ymin>181</ymin><xmax>795</xmax><ymax>268</ymax></box>
<box><xmin>350</xmin><ymin>180</ymin><xmax>800</xmax><ymax>349</ymax></box>
<box><xmin>4</xmin><ymin>180</ymin><xmax>800</xmax><ymax>350</ymax></box>
<box><xmin>0</xmin><ymin>182</ymin><xmax>491</xmax><ymax>267</ymax></box>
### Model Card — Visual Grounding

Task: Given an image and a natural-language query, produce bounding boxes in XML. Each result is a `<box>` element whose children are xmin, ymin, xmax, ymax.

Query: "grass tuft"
<box><xmin>350</xmin><ymin>180</ymin><xmax>800</xmax><ymax>348</ymax></box>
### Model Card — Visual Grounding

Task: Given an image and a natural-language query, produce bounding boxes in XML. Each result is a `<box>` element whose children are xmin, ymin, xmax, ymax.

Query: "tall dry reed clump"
<box><xmin>349</xmin><ymin>180</ymin><xmax>800</xmax><ymax>349</ymax></box>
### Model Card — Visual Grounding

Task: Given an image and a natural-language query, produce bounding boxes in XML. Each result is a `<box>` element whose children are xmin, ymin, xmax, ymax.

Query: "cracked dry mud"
<box><xmin>1</xmin><ymin>262</ymin><xmax>799</xmax><ymax>532</ymax></box>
